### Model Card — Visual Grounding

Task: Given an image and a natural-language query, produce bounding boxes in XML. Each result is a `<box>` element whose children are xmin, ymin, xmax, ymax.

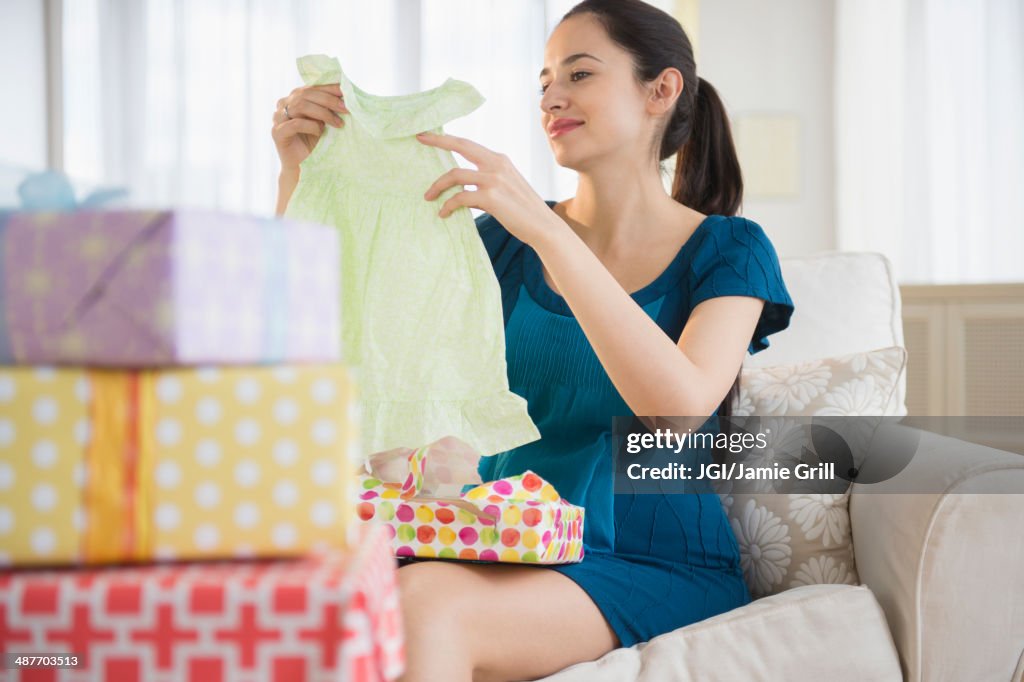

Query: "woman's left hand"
<box><xmin>417</xmin><ymin>132</ymin><xmax>563</xmax><ymax>248</ymax></box>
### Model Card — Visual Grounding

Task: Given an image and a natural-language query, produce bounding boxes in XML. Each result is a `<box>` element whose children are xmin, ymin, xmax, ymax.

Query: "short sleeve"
<box><xmin>689</xmin><ymin>216</ymin><xmax>795</xmax><ymax>354</ymax></box>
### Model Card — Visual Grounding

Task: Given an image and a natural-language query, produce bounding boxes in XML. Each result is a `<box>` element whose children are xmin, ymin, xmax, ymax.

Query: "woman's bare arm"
<box><xmin>276</xmin><ymin>168</ymin><xmax>300</xmax><ymax>216</ymax></box>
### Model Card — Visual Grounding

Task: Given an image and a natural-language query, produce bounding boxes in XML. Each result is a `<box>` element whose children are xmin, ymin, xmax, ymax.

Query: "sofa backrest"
<box><xmin>744</xmin><ymin>251</ymin><xmax>907</xmax><ymax>415</ymax></box>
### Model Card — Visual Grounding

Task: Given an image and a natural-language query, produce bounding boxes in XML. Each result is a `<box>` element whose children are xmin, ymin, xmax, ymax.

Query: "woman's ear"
<box><xmin>647</xmin><ymin>67</ymin><xmax>685</xmax><ymax>116</ymax></box>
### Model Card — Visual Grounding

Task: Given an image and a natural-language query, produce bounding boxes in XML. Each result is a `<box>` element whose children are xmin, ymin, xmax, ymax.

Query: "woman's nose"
<box><xmin>539</xmin><ymin>83</ymin><xmax>567</xmax><ymax>113</ymax></box>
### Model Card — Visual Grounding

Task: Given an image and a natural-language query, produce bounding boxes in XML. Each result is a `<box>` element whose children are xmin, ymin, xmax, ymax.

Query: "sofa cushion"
<box><xmin>541</xmin><ymin>584</ymin><xmax>902</xmax><ymax>681</ymax></box>
<box><xmin>720</xmin><ymin>346</ymin><xmax>907</xmax><ymax>598</ymax></box>
<box><xmin>734</xmin><ymin>345</ymin><xmax>907</xmax><ymax>418</ymax></box>
<box><xmin>746</xmin><ymin>252</ymin><xmax>907</xmax><ymax>416</ymax></box>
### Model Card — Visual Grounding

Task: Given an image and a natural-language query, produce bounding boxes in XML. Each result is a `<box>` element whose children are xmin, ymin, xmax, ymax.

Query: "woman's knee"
<box><xmin>396</xmin><ymin>562</ymin><xmax>484</xmax><ymax>680</ymax></box>
<box><xmin>401</xmin><ymin>563</ymin><xmax>522</xmax><ymax>668</ymax></box>
<box><xmin>397</xmin><ymin>562</ymin><xmax>473</xmax><ymax>637</ymax></box>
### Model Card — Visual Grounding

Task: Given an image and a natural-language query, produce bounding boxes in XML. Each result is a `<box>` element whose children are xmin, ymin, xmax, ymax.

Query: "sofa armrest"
<box><xmin>849</xmin><ymin>426</ymin><xmax>1024</xmax><ymax>682</ymax></box>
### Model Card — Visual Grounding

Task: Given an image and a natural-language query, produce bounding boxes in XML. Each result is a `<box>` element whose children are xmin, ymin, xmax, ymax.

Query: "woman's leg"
<box><xmin>396</xmin><ymin>560</ymin><xmax>620</xmax><ymax>682</ymax></box>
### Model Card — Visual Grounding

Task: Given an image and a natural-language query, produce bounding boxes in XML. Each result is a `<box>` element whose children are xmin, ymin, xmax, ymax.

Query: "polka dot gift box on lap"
<box><xmin>0</xmin><ymin>364</ymin><xmax>361</xmax><ymax>566</ymax></box>
<box><xmin>357</xmin><ymin>438</ymin><xmax>585</xmax><ymax>564</ymax></box>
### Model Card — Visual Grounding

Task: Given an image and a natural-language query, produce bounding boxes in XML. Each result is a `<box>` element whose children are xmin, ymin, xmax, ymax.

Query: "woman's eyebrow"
<box><xmin>539</xmin><ymin>53</ymin><xmax>604</xmax><ymax>79</ymax></box>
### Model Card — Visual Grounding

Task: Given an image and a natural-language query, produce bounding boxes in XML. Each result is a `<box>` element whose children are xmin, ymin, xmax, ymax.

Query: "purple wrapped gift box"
<box><xmin>0</xmin><ymin>210</ymin><xmax>340</xmax><ymax>366</ymax></box>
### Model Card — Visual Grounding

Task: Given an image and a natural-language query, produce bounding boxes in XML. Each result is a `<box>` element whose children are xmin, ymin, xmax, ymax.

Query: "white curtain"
<box><xmin>61</xmin><ymin>0</ymin><xmax>575</xmax><ymax>215</ymax></box>
<box><xmin>836</xmin><ymin>0</ymin><xmax>1024</xmax><ymax>284</ymax></box>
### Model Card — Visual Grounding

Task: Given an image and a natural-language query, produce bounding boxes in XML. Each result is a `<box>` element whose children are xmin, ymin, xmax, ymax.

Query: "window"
<box><xmin>60</xmin><ymin>0</ymin><xmax>580</xmax><ymax>215</ymax></box>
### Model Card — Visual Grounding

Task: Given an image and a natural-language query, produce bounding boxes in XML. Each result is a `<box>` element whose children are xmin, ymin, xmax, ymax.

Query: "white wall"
<box><xmin>699</xmin><ymin>0</ymin><xmax>836</xmax><ymax>257</ymax></box>
<box><xmin>0</xmin><ymin>0</ymin><xmax>48</xmax><ymax>176</ymax></box>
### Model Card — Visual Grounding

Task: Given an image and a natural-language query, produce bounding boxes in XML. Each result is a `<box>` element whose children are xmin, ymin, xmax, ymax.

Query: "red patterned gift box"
<box><xmin>0</xmin><ymin>524</ymin><xmax>404</xmax><ymax>681</ymax></box>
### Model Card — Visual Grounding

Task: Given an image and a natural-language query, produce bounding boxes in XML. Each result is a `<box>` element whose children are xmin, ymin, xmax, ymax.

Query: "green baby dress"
<box><xmin>284</xmin><ymin>54</ymin><xmax>540</xmax><ymax>457</ymax></box>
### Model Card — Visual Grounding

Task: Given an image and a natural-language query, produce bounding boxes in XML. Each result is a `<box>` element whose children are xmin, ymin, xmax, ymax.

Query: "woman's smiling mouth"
<box><xmin>548</xmin><ymin>119</ymin><xmax>584</xmax><ymax>138</ymax></box>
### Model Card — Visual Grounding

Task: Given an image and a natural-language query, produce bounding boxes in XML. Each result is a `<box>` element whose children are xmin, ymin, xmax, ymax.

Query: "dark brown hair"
<box><xmin>562</xmin><ymin>0</ymin><xmax>745</xmax><ymax>422</ymax></box>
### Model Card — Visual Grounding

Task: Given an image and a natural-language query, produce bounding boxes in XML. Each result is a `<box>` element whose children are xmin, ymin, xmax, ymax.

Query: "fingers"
<box><xmin>305</xmin><ymin>84</ymin><xmax>346</xmax><ymax>111</ymax></box>
<box><xmin>311</xmin><ymin>83</ymin><xmax>343</xmax><ymax>97</ymax></box>
<box><xmin>288</xmin><ymin>83</ymin><xmax>344</xmax><ymax>99</ymax></box>
<box><xmin>293</xmin><ymin>99</ymin><xmax>344</xmax><ymax>127</ymax></box>
<box><xmin>424</xmin><ymin>168</ymin><xmax>482</xmax><ymax>201</ymax></box>
<box><xmin>438</xmin><ymin>190</ymin><xmax>475</xmax><ymax>219</ymax></box>
<box><xmin>285</xmin><ymin>97</ymin><xmax>346</xmax><ymax>128</ymax></box>
<box><xmin>304</xmin><ymin>88</ymin><xmax>349</xmax><ymax>118</ymax></box>
<box><xmin>416</xmin><ymin>132</ymin><xmax>492</xmax><ymax>165</ymax></box>
<box><xmin>275</xmin><ymin>84</ymin><xmax>348</xmax><ymax>127</ymax></box>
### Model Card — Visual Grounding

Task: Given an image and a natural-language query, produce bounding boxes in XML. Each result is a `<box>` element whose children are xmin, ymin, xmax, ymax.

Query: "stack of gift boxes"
<box><xmin>0</xmin><ymin>208</ymin><xmax>404</xmax><ymax>680</ymax></box>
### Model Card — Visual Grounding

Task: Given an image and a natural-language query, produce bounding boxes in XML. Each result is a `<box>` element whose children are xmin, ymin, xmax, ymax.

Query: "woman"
<box><xmin>273</xmin><ymin>1</ymin><xmax>794</xmax><ymax>679</ymax></box>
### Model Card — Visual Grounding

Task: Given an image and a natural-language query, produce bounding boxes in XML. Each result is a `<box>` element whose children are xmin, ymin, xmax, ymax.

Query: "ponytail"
<box><xmin>669</xmin><ymin>77</ymin><xmax>745</xmax><ymax>424</ymax></box>
<box><xmin>670</xmin><ymin>78</ymin><xmax>743</xmax><ymax>218</ymax></box>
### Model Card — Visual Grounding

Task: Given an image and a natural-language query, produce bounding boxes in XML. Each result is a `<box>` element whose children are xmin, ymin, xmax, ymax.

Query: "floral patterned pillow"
<box><xmin>721</xmin><ymin>345</ymin><xmax>908</xmax><ymax>598</ymax></box>
<box><xmin>732</xmin><ymin>346</ymin><xmax>908</xmax><ymax>417</ymax></box>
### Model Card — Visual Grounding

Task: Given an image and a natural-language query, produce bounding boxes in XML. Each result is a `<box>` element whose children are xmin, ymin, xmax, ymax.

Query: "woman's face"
<box><xmin>539</xmin><ymin>14</ymin><xmax>653</xmax><ymax>172</ymax></box>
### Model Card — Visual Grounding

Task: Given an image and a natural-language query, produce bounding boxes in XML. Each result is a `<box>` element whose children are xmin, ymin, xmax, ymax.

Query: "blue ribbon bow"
<box><xmin>0</xmin><ymin>170</ymin><xmax>130</xmax><ymax>361</ymax></box>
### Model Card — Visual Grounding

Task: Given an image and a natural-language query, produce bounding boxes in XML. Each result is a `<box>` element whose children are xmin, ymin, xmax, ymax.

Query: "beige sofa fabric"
<box><xmin>850</xmin><ymin>427</ymin><xmax>1024</xmax><ymax>681</ymax></box>
<box><xmin>755</xmin><ymin>252</ymin><xmax>906</xmax><ymax>415</ymax></box>
<box><xmin>541</xmin><ymin>584</ymin><xmax>902</xmax><ymax>682</ymax></box>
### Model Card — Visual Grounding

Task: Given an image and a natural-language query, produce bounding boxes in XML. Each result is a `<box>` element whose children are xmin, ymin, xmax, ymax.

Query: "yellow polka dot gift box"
<box><xmin>356</xmin><ymin>439</ymin><xmax>584</xmax><ymax>564</ymax></box>
<box><xmin>0</xmin><ymin>210</ymin><xmax>340</xmax><ymax>366</ymax></box>
<box><xmin>0</xmin><ymin>365</ymin><xmax>361</xmax><ymax>566</ymax></box>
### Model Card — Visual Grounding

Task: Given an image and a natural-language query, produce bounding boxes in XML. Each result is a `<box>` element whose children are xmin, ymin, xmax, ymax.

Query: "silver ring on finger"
<box><xmin>284</xmin><ymin>104</ymin><xmax>292</xmax><ymax>120</ymax></box>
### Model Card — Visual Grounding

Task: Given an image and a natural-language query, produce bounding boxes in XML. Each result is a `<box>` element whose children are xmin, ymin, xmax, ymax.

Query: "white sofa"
<box><xmin>541</xmin><ymin>252</ymin><xmax>1024</xmax><ymax>682</ymax></box>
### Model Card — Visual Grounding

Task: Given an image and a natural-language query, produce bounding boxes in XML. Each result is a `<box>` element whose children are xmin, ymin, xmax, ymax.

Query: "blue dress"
<box><xmin>472</xmin><ymin>201</ymin><xmax>796</xmax><ymax>648</ymax></box>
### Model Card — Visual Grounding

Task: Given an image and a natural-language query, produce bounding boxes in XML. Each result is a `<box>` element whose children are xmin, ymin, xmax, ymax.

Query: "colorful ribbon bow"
<box><xmin>380</xmin><ymin>442</ymin><xmax>565</xmax><ymax>509</ymax></box>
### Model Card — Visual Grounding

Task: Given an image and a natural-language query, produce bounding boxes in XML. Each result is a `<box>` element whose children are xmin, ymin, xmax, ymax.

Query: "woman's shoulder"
<box><xmin>699</xmin><ymin>213</ymin><xmax>773</xmax><ymax>244</ymax></box>
<box><xmin>692</xmin><ymin>214</ymin><xmax>784</xmax><ymax>271</ymax></box>
<box><xmin>688</xmin><ymin>213</ymin><xmax>793</xmax><ymax>308</ymax></box>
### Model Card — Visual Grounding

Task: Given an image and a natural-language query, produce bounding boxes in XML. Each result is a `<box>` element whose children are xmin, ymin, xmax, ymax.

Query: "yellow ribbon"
<box><xmin>134</xmin><ymin>371</ymin><xmax>155</xmax><ymax>562</ymax></box>
<box><xmin>82</xmin><ymin>370</ymin><xmax>151</xmax><ymax>562</ymax></box>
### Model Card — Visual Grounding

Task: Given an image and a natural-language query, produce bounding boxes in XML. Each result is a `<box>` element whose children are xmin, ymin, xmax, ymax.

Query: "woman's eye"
<box><xmin>539</xmin><ymin>72</ymin><xmax>590</xmax><ymax>95</ymax></box>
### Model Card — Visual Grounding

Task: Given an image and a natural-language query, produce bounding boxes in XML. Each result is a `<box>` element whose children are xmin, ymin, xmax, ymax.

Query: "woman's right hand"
<box><xmin>271</xmin><ymin>84</ymin><xmax>349</xmax><ymax>171</ymax></box>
